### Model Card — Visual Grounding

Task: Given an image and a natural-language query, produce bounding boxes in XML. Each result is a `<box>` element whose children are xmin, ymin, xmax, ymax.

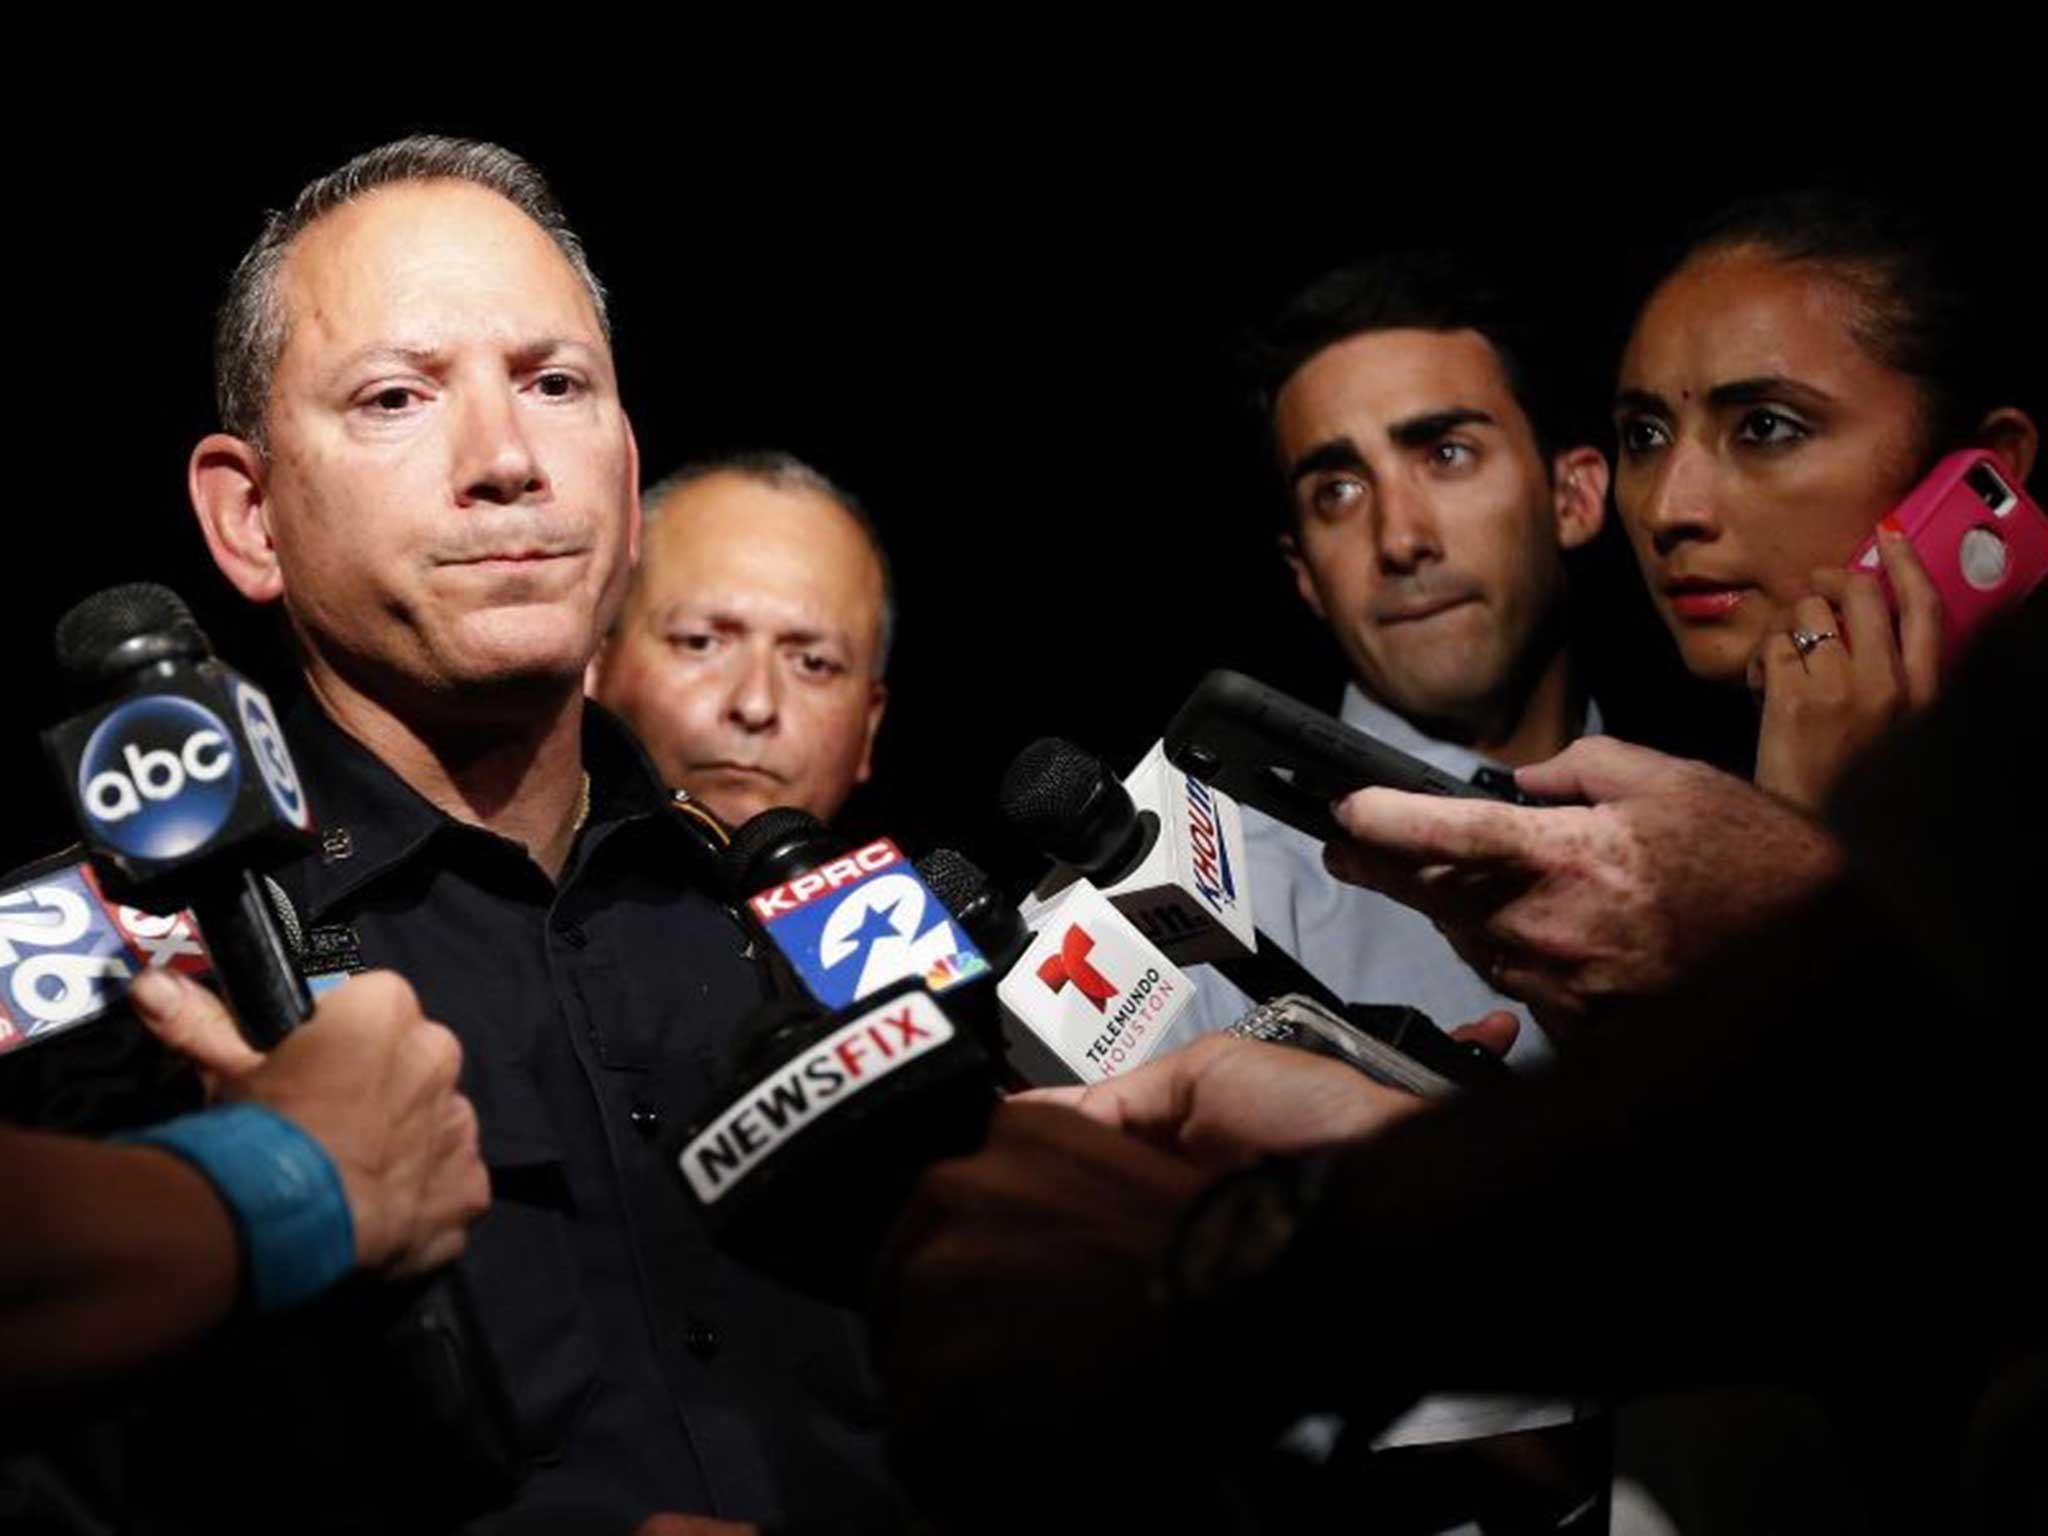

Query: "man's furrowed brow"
<box><xmin>1288</xmin><ymin>437</ymin><xmax>1368</xmax><ymax>485</ymax></box>
<box><xmin>331</xmin><ymin>343</ymin><xmax>447</xmax><ymax>378</ymax></box>
<box><xmin>1387</xmin><ymin>407</ymin><xmax>1496</xmax><ymax>447</ymax></box>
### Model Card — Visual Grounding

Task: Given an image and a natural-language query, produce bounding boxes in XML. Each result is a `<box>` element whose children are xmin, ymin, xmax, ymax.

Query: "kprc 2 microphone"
<box><xmin>725</xmin><ymin>808</ymin><xmax>991</xmax><ymax>1011</ymax></box>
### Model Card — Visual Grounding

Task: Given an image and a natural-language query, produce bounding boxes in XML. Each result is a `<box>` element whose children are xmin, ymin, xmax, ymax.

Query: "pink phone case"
<box><xmin>1848</xmin><ymin>448</ymin><xmax>2048</xmax><ymax>669</ymax></box>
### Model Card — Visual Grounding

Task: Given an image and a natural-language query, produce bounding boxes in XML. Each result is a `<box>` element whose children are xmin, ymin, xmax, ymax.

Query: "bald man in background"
<box><xmin>590</xmin><ymin>453</ymin><xmax>892</xmax><ymax>826</ymax></box>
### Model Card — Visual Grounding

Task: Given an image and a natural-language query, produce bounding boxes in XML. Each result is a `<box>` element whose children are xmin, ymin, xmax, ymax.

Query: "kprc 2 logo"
<box><xmin>751</xmin><ymin>838</ymin><xmax>986</xmax><ymax>1010</ymax></box>
<box><xmin>77</xmin><ymin>695</ymin><xmax>242</xmax><ymax>861</ymax></box>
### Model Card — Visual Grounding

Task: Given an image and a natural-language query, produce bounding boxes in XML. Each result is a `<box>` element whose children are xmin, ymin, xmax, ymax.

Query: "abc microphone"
<box><xmin>44</xmin><ymin>584</ymin><xmax>317</xmax><ymax>1045</ymax></box>
<box><xmin>41</xmin><ymin>583</ymin><xmax>520</xmax><ymax>1510</ymax></box>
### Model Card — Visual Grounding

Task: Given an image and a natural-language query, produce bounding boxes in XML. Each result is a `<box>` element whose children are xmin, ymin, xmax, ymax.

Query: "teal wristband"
<box><xmin>120</xmin><ymin>1103</ymin><xmax>356</xmax><ymax>1315</ymax></box>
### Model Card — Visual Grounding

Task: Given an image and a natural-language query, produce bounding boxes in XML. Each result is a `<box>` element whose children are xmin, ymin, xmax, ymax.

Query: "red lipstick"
<box><xmin>1664</xmin><ymin>579</ymin><xmax>1751</xmax><ymax>622</ymax></box>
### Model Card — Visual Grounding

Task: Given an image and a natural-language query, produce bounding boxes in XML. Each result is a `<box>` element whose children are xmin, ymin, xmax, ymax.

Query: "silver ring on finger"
<box><xmin>1790</xmin><ymin>626</ymin><xmax>1838</xmax><ymax>659</ymax></box>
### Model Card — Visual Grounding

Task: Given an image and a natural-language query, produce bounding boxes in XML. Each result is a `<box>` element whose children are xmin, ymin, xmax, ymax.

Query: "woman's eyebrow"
<box><xmin>1706</xmin><ymin>376</ymin><xmax>1838</xmax><ymax>411</ymax></box>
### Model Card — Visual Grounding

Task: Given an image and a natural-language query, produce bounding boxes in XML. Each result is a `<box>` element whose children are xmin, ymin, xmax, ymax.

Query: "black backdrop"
<box><xmin>10</xmin><ymin>114</ymin><xmax>2037</xmax><ymax>885</ymax></box>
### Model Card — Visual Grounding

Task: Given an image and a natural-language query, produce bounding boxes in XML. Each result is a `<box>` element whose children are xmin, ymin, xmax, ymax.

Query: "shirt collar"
<box><xmin>281</xmin><ymin>688</ymin><xmax>677</xmax><ymax>920</ymax></box>
<box><xmin>1337</xmin><ymin>683</ymin><xmax>1603</xmax><ymax>782</ymax></box>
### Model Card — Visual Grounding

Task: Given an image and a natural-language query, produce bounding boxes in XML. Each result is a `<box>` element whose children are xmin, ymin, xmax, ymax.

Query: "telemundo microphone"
<box><xmin>42</xmin><ymin>583</ymin><xmax>520</xmax><ymax>1508</ymax></box>
<box><xmin>918</xmin><ymin>845</ymin><xmax>1199</xmax><ymax>1089</ymax></box>
<box><xmin>1000</xmin><ymin>736</ymin><xmax>1506</xmax><ymax>1090</ymax></box>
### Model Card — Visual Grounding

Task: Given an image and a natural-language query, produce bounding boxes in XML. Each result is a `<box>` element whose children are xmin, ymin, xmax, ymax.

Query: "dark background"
<box><xmin>11</xmin><ymin>111</ymin><xmax>2039</xmax><ymax>884</ymax></box>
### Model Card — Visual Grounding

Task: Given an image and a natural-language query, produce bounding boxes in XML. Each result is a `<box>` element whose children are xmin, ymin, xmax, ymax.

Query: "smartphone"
<box><xmin>1162</xmin><ymin>669</ymin><xmax>1519</xmax><ymax>845</ymax></box>
<box><xmin>1848</xmin><ymin>448</ymin><xmax>2048</xmax><ymax>668</ymax></box>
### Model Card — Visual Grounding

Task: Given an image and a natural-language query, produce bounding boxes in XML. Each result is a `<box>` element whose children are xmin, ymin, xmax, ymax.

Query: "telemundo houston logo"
<box><xmin>77</xmin><ymin>695</ymin><xmax>243</xmax><ymax>861</ymax></box>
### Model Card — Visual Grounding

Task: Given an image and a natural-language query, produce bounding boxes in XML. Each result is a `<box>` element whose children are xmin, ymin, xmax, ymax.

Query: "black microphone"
<box><xmin>724</xmin><ymin>805</ymin><xmax>850</xmax><ymax>899</ymax></box>
<box><xmin>915</xmin><ymin>848</ymin><xmax>1031</xmax><ymax>976</ymax></box>
<box><xmin>43</xmin><ymin>584</ymin><xmax>521</xmax><ymax>1511</ymax></box>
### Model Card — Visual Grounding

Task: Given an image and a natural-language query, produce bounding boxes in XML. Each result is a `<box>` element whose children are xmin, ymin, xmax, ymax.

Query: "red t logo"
<box><xmin>1037</xmin><ymin>925</ymin><xmax>1117</xmax><ymax>1012</ymax></box>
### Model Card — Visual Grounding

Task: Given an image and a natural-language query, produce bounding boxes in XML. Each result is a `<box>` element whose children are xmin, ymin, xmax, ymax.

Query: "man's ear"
<box><xmin>1279</xmin><ymin>530</ymin><xmax>1329</xmax><ymax>622</ymax></box>
<box><xmin>190</xmin><ymin>434</ymin><xmax>283</xmax><ymax>603</ymax></box>
<box><xmin>854</xmin><ymin>681</ymin><xmax>888</xmax><ymax>787</ymax></box>
<box><xmin>1977</xmin><ymin>407</ymin><xmax>2039</xmax><ymax>487</ymax></box>
<box><xmin>1550</xmin><ymin>446</ymin><xmax>1610</xmax><ymax>552</ymax></box>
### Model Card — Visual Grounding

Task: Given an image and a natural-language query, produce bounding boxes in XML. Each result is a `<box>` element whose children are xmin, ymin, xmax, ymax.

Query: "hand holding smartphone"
<box><xmin>1846</xmin><ymin>448</ymin><xmax>2048</xmax><ymax>668</ymax></box>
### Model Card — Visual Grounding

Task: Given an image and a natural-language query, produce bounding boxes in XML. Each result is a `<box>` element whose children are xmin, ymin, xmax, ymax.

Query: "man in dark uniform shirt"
<box><xmin>3</xmin><ymin>136</ymin><xmax>899</xmax><ymax>1533</ymax></box>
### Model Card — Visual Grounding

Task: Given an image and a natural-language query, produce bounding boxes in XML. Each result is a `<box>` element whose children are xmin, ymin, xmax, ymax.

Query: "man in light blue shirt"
<box><xmin>1177</xmin><ymin>252</ymin><xmax>1609</xmax><ymax>1068</ymax></box>
<box><xmin>1175</xmin><ymin>253</ymin><xmax>1623</xmax><ymax>1531</ymax></box>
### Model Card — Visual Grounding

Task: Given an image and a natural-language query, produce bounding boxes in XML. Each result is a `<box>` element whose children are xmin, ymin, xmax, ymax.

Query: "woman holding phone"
<box><xmin>1610</xmin><ymin>191</ymin><xmax>2037</xmax><ymax>807</ymax></box>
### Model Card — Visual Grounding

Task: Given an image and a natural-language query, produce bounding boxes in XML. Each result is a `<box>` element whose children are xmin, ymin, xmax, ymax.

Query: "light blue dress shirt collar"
<box><xmin>1338</xmin><ymin>683</ymin><xmax>1604</xmax><ymax>784</ymax></box>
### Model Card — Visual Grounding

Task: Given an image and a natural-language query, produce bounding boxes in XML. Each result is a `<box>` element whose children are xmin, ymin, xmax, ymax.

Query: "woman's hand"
<box><xmin>1752</xmin><ymin>527</ymin><xmax>1943</xmax><ymax>810</ymax></box>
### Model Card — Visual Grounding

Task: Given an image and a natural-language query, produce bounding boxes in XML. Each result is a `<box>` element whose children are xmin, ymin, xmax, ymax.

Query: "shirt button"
<box><xmin>554</xmin><ymin>919</ymin><xmax>588</xmax><ymax>949</ymax></box>
<box><xmin>629</xmin><ymin>1102</ymin><xmax>662</xmax><ymax>1138</ymax></box>
<box><xmin>684</xmin><ymin>1319</ymin><xmax>720</xmax><ymax>1359</ymax></box>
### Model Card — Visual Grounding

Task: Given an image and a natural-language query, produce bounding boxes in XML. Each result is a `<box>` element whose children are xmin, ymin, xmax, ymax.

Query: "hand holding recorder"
<box><xmin>1325</xmin><ymin>736</ymin><xmax>1843</xmax><ymax>1027</ymax></box>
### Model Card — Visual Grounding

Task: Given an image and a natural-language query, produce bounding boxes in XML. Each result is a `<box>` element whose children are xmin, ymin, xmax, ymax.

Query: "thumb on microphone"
<box><xmin>129</xmin><ymin>968</ymin><xmax>266</xmax><ymax>1087</ymax></box>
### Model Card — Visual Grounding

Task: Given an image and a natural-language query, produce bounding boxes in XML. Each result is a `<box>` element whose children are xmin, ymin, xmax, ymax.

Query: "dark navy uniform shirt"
<box><xmin>1</xmin><ymin>692</ymin><xmax>902</xmax><ymax>1534</ymax></box>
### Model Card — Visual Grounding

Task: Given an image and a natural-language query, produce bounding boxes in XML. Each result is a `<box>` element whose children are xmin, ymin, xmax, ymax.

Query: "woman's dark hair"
<box><xmin>1660</xmin><ymin>188</ymin><xmax>2014</xmax><ymax>469</ymax></box>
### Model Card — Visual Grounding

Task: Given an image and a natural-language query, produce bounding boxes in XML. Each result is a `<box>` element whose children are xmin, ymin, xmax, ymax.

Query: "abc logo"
<box><xmin>236</xmin><ymin>682</ymin><xmax>310</xmax><ymax>830</ymax></box>
<box><xmin>77</xmin><ymin>696</ymin><xmax>243</xmax><ymax>861</ymax></box>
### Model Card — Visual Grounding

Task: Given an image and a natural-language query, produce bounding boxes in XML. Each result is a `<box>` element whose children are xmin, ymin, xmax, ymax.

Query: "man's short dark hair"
<box><xmin>638</xmin><ymin>451</ymin><xmax>897</xmax><ymax>675</ymax></box>
<box><xmin>1241</xmin><ymin>252</ymin><xmax>1579</xmax><ymax>525</ymax></box>
<box><xmin>215</xmin><ymin>134</ymin><xmax>608</xmax><ymax>452</ymax></box>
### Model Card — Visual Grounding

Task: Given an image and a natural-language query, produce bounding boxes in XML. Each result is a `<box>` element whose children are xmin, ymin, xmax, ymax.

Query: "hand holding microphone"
<box><xmin>128</xmin><ymin>965</ymin><xmax>488</xmax><ymax>1282</ymax></box>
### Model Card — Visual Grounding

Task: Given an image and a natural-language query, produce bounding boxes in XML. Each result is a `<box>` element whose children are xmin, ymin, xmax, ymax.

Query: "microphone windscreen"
<box><xmin>54</xmin><ymin>583</ymin><xmax>210</xmax><ymax>691</ymax></box>
<box><xmin>996</xmin><ymin>737</ymin><xmax>1138</xmax><ymax>873</ymax></box>
<box><xmin>916</xmin><ymin>848</ymin><xmax>1030</xmax><ymax>971</ymax></box>
<box><xmin>723</xmin><ymin>805</ymin><xmax>838</xmax><ymax>896</ymax></box>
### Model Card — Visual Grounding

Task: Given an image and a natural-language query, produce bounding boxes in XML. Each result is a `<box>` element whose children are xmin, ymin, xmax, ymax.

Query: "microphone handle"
<box><xmin>190</xmin><ymin>868</ymin><xmax>312</xmax><ymax>1049</ymax></box>
<box><xmin>193</xmin><ymin>866</ymin><xmax>526</xmax><ymax>1506</ymax></box>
